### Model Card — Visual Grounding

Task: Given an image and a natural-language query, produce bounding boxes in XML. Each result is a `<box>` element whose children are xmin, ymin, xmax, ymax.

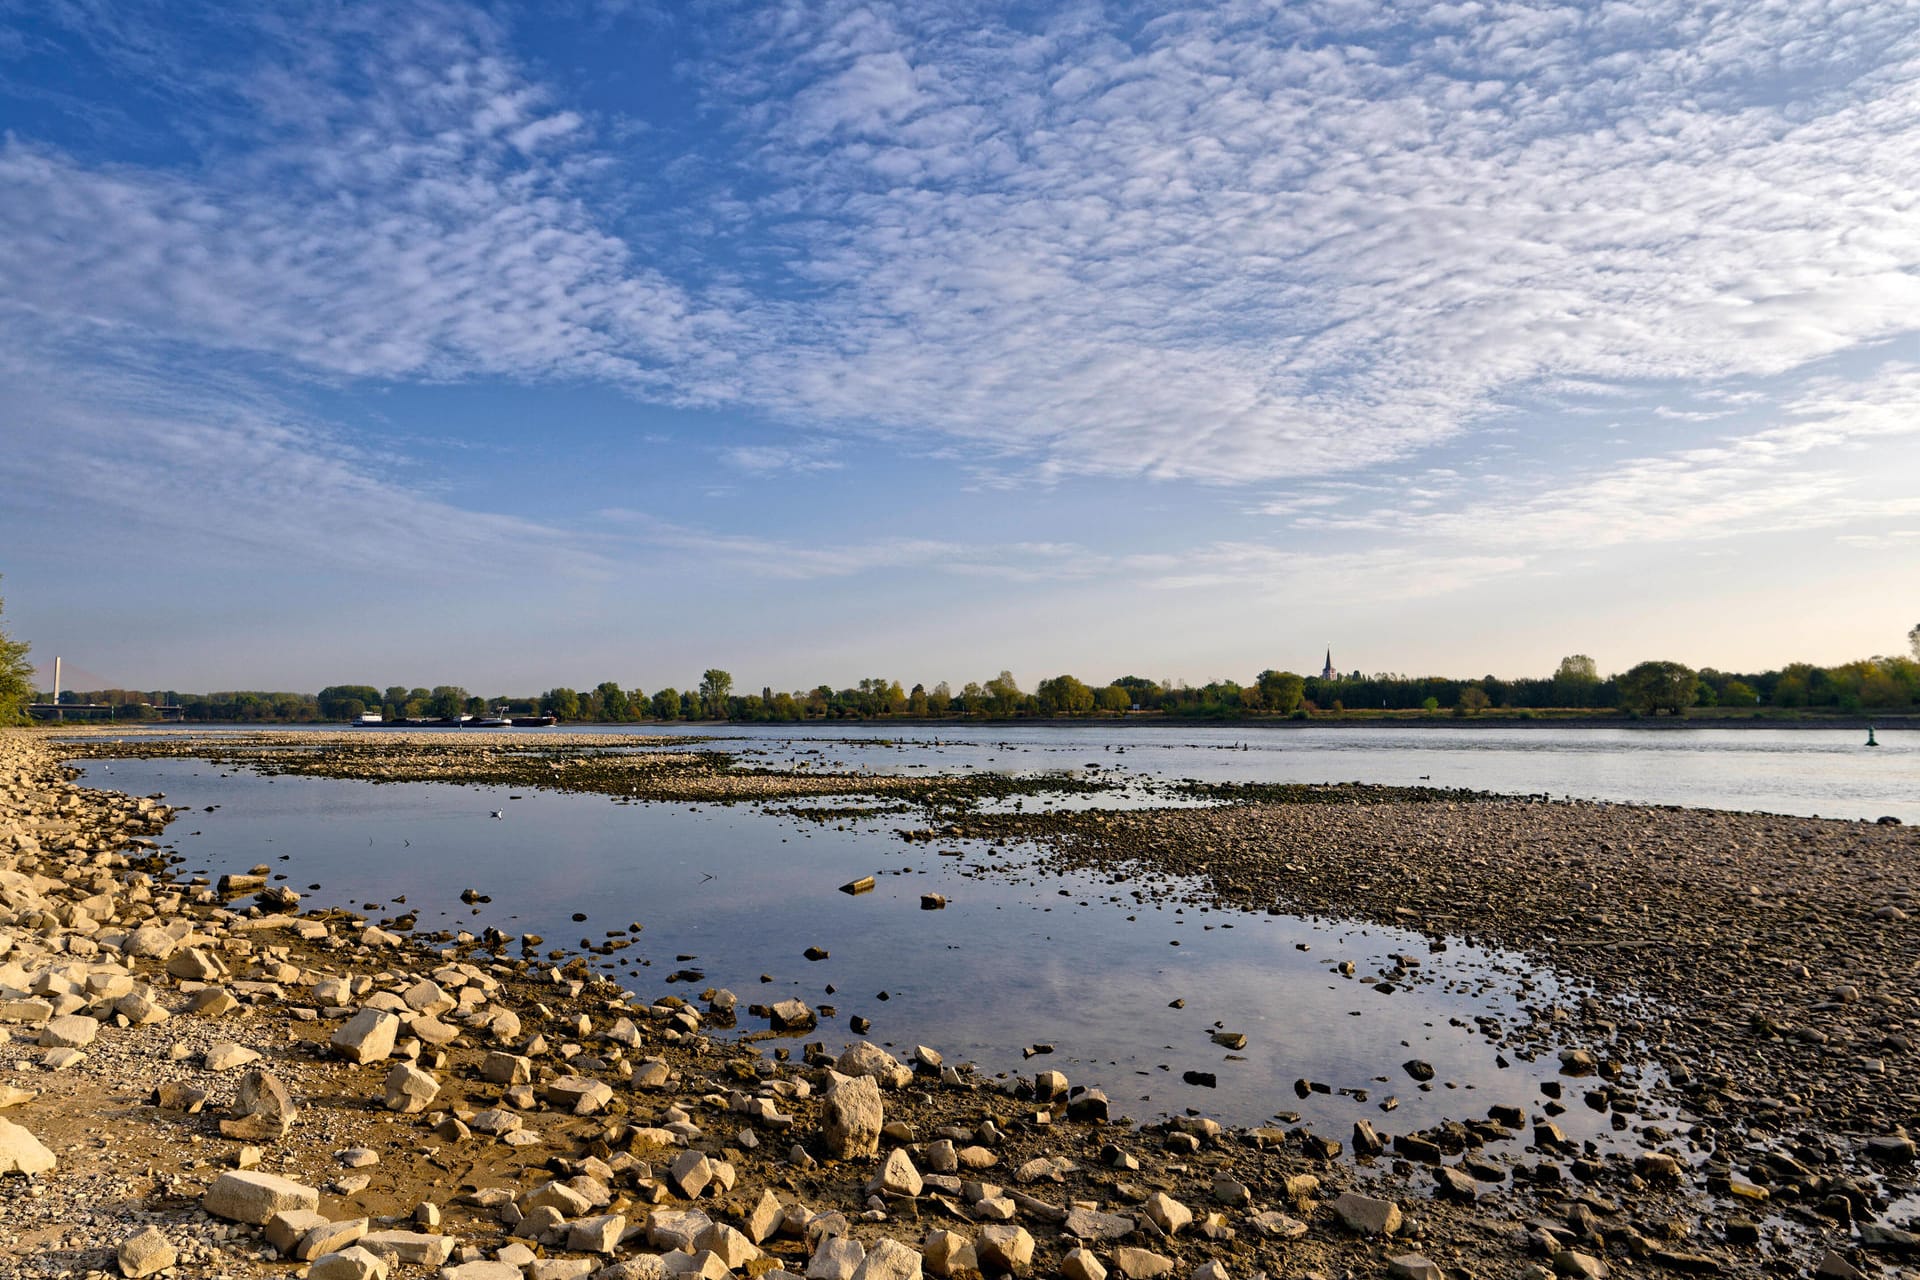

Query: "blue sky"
<box><xmin>3</xmin><ymin>0</ymin><xmax>1918</xmax><ymax>696</ymax></box>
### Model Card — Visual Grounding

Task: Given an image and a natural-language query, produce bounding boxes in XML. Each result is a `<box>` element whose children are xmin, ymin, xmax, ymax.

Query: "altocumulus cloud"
<box><xmin>3</xmin><ymin>0</ymin><xmax>1920</xmax><ymax>589</ymax></box>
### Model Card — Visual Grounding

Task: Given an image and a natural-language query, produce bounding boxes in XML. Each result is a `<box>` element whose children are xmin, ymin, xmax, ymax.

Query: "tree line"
<box><xmin>24</xmin><ymin>649</ymin><xmax>1920</xmax><ymax>725</ymax></box>
<box><xmin>6</xmin><ymin>578</ymin><xmax>1917</xmax><ymax>727</ymax></box>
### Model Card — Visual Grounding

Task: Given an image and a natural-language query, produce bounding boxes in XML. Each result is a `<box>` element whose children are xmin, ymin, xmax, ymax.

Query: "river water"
<box><xmin>64</xmin><ymin>723</ymin><xmax>1912</xmax><ymax>1154</ymax></box>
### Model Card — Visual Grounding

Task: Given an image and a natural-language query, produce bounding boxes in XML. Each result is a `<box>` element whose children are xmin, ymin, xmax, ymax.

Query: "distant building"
<box><xmin>1321</xmin><ymin>649</ymin><xmax>1336</xmax><ymax>681</ymax></box>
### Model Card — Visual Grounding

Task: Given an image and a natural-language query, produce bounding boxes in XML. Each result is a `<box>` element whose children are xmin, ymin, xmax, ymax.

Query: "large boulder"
<box><xmin>822</xmin><ymin>1075</ymin><xmax>883</xmax><ymax>1160</ymax></box>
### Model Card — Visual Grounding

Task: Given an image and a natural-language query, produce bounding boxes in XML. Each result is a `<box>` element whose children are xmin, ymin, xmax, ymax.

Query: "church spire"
<box><xmin>1321</xmin><ymin>648</ymin><xmax>1336</xmax><ymax>681</ymax></box>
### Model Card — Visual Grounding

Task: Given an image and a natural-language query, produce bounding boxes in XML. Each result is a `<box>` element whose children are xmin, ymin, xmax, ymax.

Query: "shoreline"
<box><xmin>4</xmin><ymin>730</ymin><xmax>1919</xmax><ymax>1280</ymax></box>
<box><xmin>33</xmin><ymin>712</ymin><xmax>1920</xmax><ymax>733</ymax></box>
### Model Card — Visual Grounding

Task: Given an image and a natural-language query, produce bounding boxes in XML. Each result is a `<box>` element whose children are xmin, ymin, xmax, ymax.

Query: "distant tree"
<box><xmin>0</xmin><ymin>581</ymin><xmax>32</xmax><ymax>725</ymax></box>
<box><xmin>383</xmin><ymin>686</ymin><xmax>409</xmax><ymax>716</ymax></box>
<box><xmin>317</xmin><ymin>685</ymin><xmax>382</xmax><ymax>718</ymax></box>
<box><xmin>1721</xmin><ymin>680</ymin><xmax>1759</xmax><ymax>707</ymax></box>
<box><xmin>1255</xmin><ymin>669</ymin><xmax>1305</xmax><ymax>714</ymax></box>
<box><xmin>908</xmin><ymin>683</ymin><xmax>930</xmax><ymax>717</ymax></box>
<box><xmin>1551</xmin><ymin>654</ymin><xmax>1601</xmax><ymax>707</ymax></box>
<box><xmin>542</xmin><ymin>687</ymin><xmax>581</xmax><ymax>720</ymax></box>
<box><xmin>427</xmin><ymin>686</ymin><xmax>468</xmax><ymax>718</ymax></box>
<box><xmin>1421</xmin><ymin>696</ymin><xmax>1441</xmax><ymax>712</ymax></box>
<box><xmin>1097</xmin><ymin>684</ymin><xmax>1131</xmax><ymax>713</ymax></box>
<box><xmin>927</xmin><ymin>681</ymin><xmax>952</xmax><ymax>715</ymax></box>
<box><xmin>650</xmin><ymin>687</ymin><xmax>680</xmax><ymax>720</ymax></box>
<box><xmin>1110</xmin><ymin>675</ymin><xmax>1163</xmax><ymax>709</ymax></box>
<box><xmin>1910</xmin><ymin>622</ymin><xmax>1920</xmax><ymax>662</ymax></box>
<box><xmin>985</xmin><ymin>670</ymin><xmax>1026</xmax><ymax>716</ymax></box>
<box><xmin>1035</xmin><ymin>674</ymin><xmax>1094</xmax><ymax>714</ymax></box>
<box><xmin>699</xmin><ymin>669</ymin><xmax>733</xmax><ymax>719</ymax></box>
<box><xmin>1455</xmin><ymin>685</ymin><xmax>1491</xmax><ymax>715</ymax></box>
<box><xmin>596</xmin><ymin>681</ymin><xmax>630</xmax><ymax>722</ymax></box>
<box><xmin>1617</xmin><ymin>661</ymin><xmax>1698</xmax><ymax>715</ymax></box>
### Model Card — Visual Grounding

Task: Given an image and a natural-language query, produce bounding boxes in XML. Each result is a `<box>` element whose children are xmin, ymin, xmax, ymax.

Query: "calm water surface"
<box><xmin>67</xmin><ymin>722</ymin><xmax>1910</xmax><ymax>1149</ymax></box>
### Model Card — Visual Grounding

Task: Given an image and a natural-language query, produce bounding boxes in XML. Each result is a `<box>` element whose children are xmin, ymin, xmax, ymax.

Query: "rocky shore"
<box><xmin>4</xmin><ymin>729</ymin><xmax>1919</xmax><ymax>1280</ymax></box>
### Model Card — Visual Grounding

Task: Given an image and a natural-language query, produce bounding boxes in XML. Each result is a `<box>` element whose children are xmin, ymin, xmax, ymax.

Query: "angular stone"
<box><xmin>809</xmin><ymin>1237</ymin><xmax>867</xmax><ymax>1280</ymax></box>
<box><xmin>868</xmin><ymin>1147</ymin><xmax>923</xmax><ymax>1199</ymax></box>
<box><xmin>1062</xmin><ymin>1250</ymin><xmax>1106</xmax><ymax>1280</ymax></box>
<box><xmin>40</xmin><ymin>1013</ymin><xmax>98</xmax><ymax>1048</ymax></box>
<box><xmin>444</xmin><ymin>1263</ymin><xmax>523</xmax><ymax>1280</ymax></box>
<box><xmin>1143</xmin><ymin>1192</ymin><xmax>1191</xmax><ymax>1236</ymax></box>
<box><xmin>648</xmin><ymin>1208</ymin><xmax>714</xmax><ymax>1251</ymax></box>
<box><xmin>822</xmin><ymin>1075</ymin><xmax>883</xmax><ymax>1160</ymax></box>
<box><xmin>1330</xmin><ymin>1191</ymin><xmax>1401</xmax><ymax>1236</ymax></box>
<box><xmin>1064</xmin><ymin>1209</ymin><xmax>1134</xmax><ymax>1242</ymax></box>
<box><xmin>482</xmin><ymin>1052</ymin><xmax>532</xmax><ymax>1085</ymax></box>
<box><xmin>1389</xmin><ymin>1257</ymin><xmax>1443</xmax><ymax>1280</ymax></box>
<box><xmin>747</xmin><ymin>1189</ymin><xmax>785</xmax><ymax>1244</ymax></box>
<box><xmin>852</xmin><ymin>1238</ymin><xmax>923</xmax><ymax>1280</ymax></box>
<box><xmin>202</xmin><ymin>1170</ymin><xmax>321</xmax><ymax>1224</ymax></box>
<box><xmin>924</xmin><ymin>1230</ymin><xmax>979</xmax><ymax>1280</ymax></box>
<box><xmin>1248</xmin><ymin>1212</ymin><xmax>1307</xmax><ymax>1241</ymax></box>
<box><xmin>360</xmin><ymin>1230</ymin><xmax>457</xmax><ymax>1266</ymax></box>
<box><xmin>770</xmin><ymin>999</ymin><xmax>816</xmax><ymax>1031</ymax></box>
<box><xmin>975</xmin><ymin>1226</ymin><xmax>1034</xmax><ymax>1277</ymax></box>
<box><xmin>547</xmin><ymin>1075</ymin><xmax>614</xmax><ymax>1115</ymax></box>
<box><xmin>117</xmin><ymin>1226</ymin><xmax>177</xmax><ymax>1278</ymax></box>
<box><xmin>383</xmin><ymin>1062</ymin><xmax>440</xmax><ymax>1113</ymax></box>
<box><xmin>331</xmin><ymin>1008</ymin><xmax>400</xmax><ymax>1064</ymax></box>
<box><xmin>310</xmin><ymin>1246</ymin><xmax>390</xmax><ymax>1280</ymax></box>
<box><xmin>221</xmin><ymin>1068</ymin><xmax>297</xmax><ymax>1140</ymax></box>
<box><xmin>0</xmin><ymin>1117</ymin><xmax>56</xmax><ymax>1176</ymax></box>
<box><xmin>1189</xmin><ymin>1264</ymin><xmax>1229</xmax><ymax>1280</ymax></box>
<box><xmin>670</xmin><ymin>1149</ymin><xmax>715</xmax><ymax>1198</ymax></box>
<box><xmin>1111</xmin><ymin>1250</ymin><xmax>1172</xmax><ymax>1280</ymax></box>
<box><xmin>166</xmin><ymin>948</ymin><xmax>226</xmax><ymax>981</ymax></box>
<box><xmin>203</xmin><ymin>1041</ymin><xmax>260</xmax><ymax>1070</ymax></box>
<box><xmin>266</xmin><ymin>1210</ymin><xmax>331</xmax><ymax>1255</ymax></box>
<box><xmin>298</xmin><ymin>1218</ymin><xmax>370</xmax><ymax>1261</ymax></box>
<box><xmin>1553</xmin><ymin>1251</ymin><xmax>1609</xmax><ymax>1280</ymax></box>
<box><xmin>695</xmin><ymin>1222</ymin><xmax>762</xmax><ymax>1269</ymax></box>
<box><xmin>568</xmin><ymin>1213</ymin><xmax>627</xmax><ymax>1254</ymax></box>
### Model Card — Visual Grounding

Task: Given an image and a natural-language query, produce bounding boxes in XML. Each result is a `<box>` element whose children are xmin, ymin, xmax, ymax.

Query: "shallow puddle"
<box><xmin>81</xmin><ymin>756</ymin><xmax>1682</xmax><ymax>1162</ymax></box>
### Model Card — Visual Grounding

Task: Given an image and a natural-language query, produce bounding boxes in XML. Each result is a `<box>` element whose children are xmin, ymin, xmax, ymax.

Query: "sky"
<box><xmin>2</xmin><ymin>1</ymin><xmax>1918</xmax><ymax>697</ymax></box>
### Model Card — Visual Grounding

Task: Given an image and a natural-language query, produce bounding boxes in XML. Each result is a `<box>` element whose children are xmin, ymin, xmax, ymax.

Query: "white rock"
<box><xmin>851</xmin><ymin>1238</ymin><xmax>923</xmax><ymax>1280</ymax></box>
<box><xmin>117</xmin><ymin>1226</ymin><xmax>177</xmax><ymax>1278</ymax></box>
<box><xmin>0</xmin><ymin>1117</ymin><xmax>56</xmax><ymax>1175</ymax></box>
<box><xmin>201</xmin><ymin>1170</ymin><xmax>320</xmax><ymax>1224</ymax></box>
<box><xmin>331</xmin><ymin>1008</ymin><xmax>400</xmax><ymax>1064</ymax></box>
<box><xmin>822</xmin><ymin>1075</ymin><xmax>883</xmax><ymax>1159</ymax></box>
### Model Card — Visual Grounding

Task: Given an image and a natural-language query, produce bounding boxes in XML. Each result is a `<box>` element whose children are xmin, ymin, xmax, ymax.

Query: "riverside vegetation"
<box><xmin>24</xmin><ymin>632</ymin><xmax>1920</xmax><ymax>726</ymax></box>
<box><xmin>3</xmin><ymin>727</ymin><xmax>1920</xmax><ymax>1280</ymax></box>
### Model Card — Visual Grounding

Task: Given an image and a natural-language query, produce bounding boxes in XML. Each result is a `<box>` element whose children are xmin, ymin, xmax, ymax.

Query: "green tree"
<box><xmin>0</xmin><ymin>581</ymin><xmax>32</xmax><ymax>725</ymax></box>
<box><xmin>1551</xmin><ymin>654</ymin><xmax>1601</xmax><ymax>707</ymax></box>
<box><xmin>1036</xmin><ymin>674</ymin><xmax>1095</xmax><ymax>714</ymax></box>
<box><xmin>596</xmin><ymin>681</ymin><xmax>631</xmax><ymax>721</ymax></box>
<box><xmin>1617</xmin><ymin>660</ymin><xmax>1698</xmax><ymax>716</ymax></box>
<box><xmin>1097</xmin><ymin>684</ymin><xmax>1132</xmax><ymax>713</ymax></box>
<box><xmin>1255</xmin><ymin>669</ymin><xmax>1305</xmax><ymax>714</ymax></box>
<box><xmin>317</xmin><ymin>685</ymin><xmax>382</xmax><ymax>718</ymax></box>
<box><xmin>927</xmin><ymin>681</ymin><xmax>952</xmax><ymax>715</ymax></box>
<box><xmin>699</xmin><ymin>669</ymin><xmax>733</xmax><ymax>719</ymax></box>
<box><xmin>1456</xmin><ymin>684</ymin><xmax>1491</xmax><ymax>715</ymax></box>
<box><xmin>1721</xmin><ymin>680</ymin><xmax>1759</xmax><ymax>707</ymax></box>
<box><xmin>650</xmin><ymin>687</ymin><xmax>680</xmax><ymax>720</ymax></box>
<box><xmin>542</xmin><ymin>687</ymin><xmax>581</xmax><ymax>719</ymax></box>
<box><xmin>427</xmin><ymin>685</ymin><xmax>469</xmax><ymax>718</ymax></box>
<box><xmin>1910</xmin><ymin>622</ymin><xmax>1920</xmax><ymax>662</ymax></box>
<box><xmin>985</xmin><ymin>670</ymin><xmax>1025</xmax><ymax>716</ymax></box>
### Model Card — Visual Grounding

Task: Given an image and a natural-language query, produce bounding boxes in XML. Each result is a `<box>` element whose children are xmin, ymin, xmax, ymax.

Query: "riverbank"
<box><xmin>4</xmin><ymin>730</ymin><xmax>1918</xmax><ymax>1280</ymax></box>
